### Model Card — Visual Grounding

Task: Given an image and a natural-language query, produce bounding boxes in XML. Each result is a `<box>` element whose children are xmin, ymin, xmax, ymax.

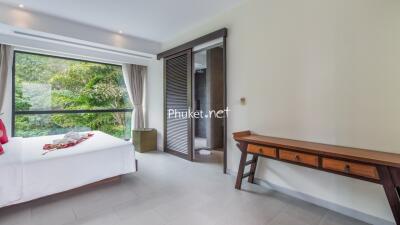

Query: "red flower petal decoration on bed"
<box><xmin>43</xmin><ymin>133</ymin><xmax>94</xmax><ymax>155</ymax></box>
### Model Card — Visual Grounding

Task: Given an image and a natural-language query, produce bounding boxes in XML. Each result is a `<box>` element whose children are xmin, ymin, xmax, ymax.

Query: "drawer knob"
<box><xmin>344</xmin><ymin>164</ymin><xmax>350</xmax><ymax>173</ymax></box>
<box><xmin>259</xmin><ymin>148</ymin><xmax>263</xmax><ymax>153</ymax></box>
<box><xmin>295</xmin><ymin>155</ymin><xmax>301</xmax><ymax>161</ymax></box>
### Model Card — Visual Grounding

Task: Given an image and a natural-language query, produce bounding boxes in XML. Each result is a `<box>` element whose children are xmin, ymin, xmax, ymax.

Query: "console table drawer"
<box><xmin>322</xmin><ymin>158</ymin><xmax>379</xmax><ymax>180</ymax></box>
<box><xmin>247</xmin><ymin>144</ymin><xmax>277</xmax><ymax>158</ymax></box>
<box><xmin>279</xmin><ymin>150</ymin><xmax>319</xmax><ymax>167</ymax></box>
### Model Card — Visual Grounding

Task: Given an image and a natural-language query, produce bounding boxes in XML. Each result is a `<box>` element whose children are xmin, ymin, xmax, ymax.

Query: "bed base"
<box><xmin>1</xmin><ymin>159</ymin><xmax>138</xmax><ymax>211</ymax></box>
<box><xmin>0</xmin><ymin>175</ymin><xmax>122</xmax><ymax>210</ymax></box>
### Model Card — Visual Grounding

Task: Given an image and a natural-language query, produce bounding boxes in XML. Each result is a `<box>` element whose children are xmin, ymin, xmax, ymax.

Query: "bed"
<box><xmin>0</xmin><ymin>131</ymin><xmax>136</xmax><ymax>208</ymax></box>
<box><xmin>0</xmin><ymin>137</ymin><xmax>23</xmax><ymax>207</ymax></box>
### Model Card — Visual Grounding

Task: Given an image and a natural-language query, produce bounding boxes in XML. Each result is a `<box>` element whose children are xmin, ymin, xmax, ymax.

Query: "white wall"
<box><xmin>146</xmin><ymin>60</ymin><xmax>164</xmax><ymax>150</ymax></box>
<box><xmin>162</xmin><ymin>0</ymin><xmax>400</xmax><ymax>222</ymax></box>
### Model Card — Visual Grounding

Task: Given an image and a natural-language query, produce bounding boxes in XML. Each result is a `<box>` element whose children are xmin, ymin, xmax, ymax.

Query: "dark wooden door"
<box><xmin>164</xmin><ymin>49</ymin><xmax>193</xmax><ymax>160</ymax></box>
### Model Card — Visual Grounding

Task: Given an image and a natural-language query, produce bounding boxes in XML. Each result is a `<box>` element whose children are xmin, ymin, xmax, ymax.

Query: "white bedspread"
<box><xmin>0</xmin><ymin>131</ymin><xmax>136</xmax><ymax>207</ymax></box>
<box><xmin>0</xmin><ymin>138</ymin><xmax>23</xmax><ymax>207</ymax></box>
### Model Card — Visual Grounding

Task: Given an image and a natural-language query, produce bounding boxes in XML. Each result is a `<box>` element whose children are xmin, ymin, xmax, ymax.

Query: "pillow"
<box><xmin>0</xmin><ymin>119</ymin><xmax>8</xmax><ymax>144</ymax></box>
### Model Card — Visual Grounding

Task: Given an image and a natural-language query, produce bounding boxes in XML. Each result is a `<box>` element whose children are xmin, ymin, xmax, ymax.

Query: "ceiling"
<box><xmin>0</xmin><ymin>0</ymin><xmax>243</xmax><ymax>43</ymax></box>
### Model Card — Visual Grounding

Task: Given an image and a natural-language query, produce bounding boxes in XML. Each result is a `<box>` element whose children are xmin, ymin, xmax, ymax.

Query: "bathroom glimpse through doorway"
<box><xmin>193</xmin><ymin>43</ymin><xmax>225</xmax><ymax>169</ymax></box>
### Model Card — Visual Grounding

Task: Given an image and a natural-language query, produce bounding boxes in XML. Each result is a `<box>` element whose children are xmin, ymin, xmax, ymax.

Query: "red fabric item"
<box><xmin>0</xmin><ymin>119</ymin><xmax>8</xmax><ymax>144</ymax></box>
<box><xmin>0</xmin><ymin>144</ymin><xmax>4</xmax><ymax>155</ymax></box>
<box><xmin>42</xmin><ymin>133</ymin><xmax>94</xmax><ymax>155</ymax></box>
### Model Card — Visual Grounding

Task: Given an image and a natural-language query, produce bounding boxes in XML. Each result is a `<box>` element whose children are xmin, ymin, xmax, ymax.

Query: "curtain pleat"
<box><xmin>122</xmin><ymin>64</ymin><xmax>146</xmax><ymax>130</ymax></box>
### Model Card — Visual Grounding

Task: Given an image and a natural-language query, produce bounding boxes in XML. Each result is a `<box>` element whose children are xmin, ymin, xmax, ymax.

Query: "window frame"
<box><xmin>11</xmin><ymin>50</ymin><xmax>133</xmax><ymax>137</ymax></box>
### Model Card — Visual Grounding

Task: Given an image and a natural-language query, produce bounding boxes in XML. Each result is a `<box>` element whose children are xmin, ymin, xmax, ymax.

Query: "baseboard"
<box><xmin>226</xmin><ymin>169</ymin><xmax>394</xmax><ymax>225</ymax></box>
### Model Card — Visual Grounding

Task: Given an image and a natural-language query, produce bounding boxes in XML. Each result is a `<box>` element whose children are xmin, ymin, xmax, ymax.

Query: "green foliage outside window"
<box><xmin>14</xmin><ymin>52</ymin><xmax>132</xmax><ymax>139</ymax></box>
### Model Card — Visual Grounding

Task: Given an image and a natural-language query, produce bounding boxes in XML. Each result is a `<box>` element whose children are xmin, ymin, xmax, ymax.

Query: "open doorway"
<box><xmin>159</xmin><ymin>29</ymin><xmax>227</xmax><ymax>173</ymax></box>
<box><xmin>193</xmin><ymin>44</ymin><xmax>225</xmax><ymax>166</ymax></box>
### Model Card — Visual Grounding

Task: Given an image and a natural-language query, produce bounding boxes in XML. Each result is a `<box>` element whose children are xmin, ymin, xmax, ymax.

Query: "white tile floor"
<box><xmin>0</xmin><ymin>151</ymin><xmax>370</xmax><ymax>225</ymax></box>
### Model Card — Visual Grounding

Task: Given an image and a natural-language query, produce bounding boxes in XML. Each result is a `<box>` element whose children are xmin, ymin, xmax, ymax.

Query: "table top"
<box><xmin>233</xmin><ymin>131</ymin><xmax>400</xmax><ymax>168</ymax></box>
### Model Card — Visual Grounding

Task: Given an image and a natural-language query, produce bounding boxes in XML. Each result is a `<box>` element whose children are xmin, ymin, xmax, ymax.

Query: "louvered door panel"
<box><xmin>164</xmin><ymin>50</ymin><xmax>192</xmax><ymax>160</ymax></box>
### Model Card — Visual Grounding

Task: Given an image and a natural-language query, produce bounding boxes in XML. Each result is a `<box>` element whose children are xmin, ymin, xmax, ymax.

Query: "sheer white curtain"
<box><xmin>0</xmin><ymin>44</ymin><xmax>13</xmax><ymax>114</ymax></box>
<box><xmin>122</xmin><ymin>64</ymin><xmax>146</xmax><ymax>130</ymax></box>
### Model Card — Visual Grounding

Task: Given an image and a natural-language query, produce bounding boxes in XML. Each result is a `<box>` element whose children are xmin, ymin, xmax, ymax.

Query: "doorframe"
<box><xmin>158</xmin><ymin>28</ymin><xmax>228</xmax><ymax>173</ymax></box>
<box><xmin>223</xmin><ymin>36</ymin><xmax>227</xmax><ymax>174</ymax></box>
<box><xmin>157</xmin><ymin>28</ymin><xmax>227</xmax><ymax>60</ymax></box>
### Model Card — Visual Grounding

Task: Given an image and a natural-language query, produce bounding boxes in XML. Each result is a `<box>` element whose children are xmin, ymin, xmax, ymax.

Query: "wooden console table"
<box><xmin>233</xmin><ymin>131</ymin><xmax>400</xmax><ymax>225</ymax></box>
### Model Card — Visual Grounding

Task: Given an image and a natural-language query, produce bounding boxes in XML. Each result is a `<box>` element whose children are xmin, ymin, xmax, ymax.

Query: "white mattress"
<box><xmin>0</xmin><ymin>137</ymin><xmax>24</xmax><ymax>207</ymax></box>
<box><xmin>0</xmin><ymin>131</ymin><xmax>136</xmax><ymax>207</ymax></box>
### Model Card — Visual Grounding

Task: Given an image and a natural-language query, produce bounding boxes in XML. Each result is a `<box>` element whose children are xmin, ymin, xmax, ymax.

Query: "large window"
<box><xmin>13</xmin><ymin>52</ymin><xmax>132</xmax><ymax>139</ymax></box>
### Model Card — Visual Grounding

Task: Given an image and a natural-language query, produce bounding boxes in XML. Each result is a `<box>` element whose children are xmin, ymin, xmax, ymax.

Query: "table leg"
<box><xmin>248</xmin><ymin>155</ymin><xmax>258</xmax><ymax>183</ymax></box>
<box><xmin>235</xmin><ymin>144</ymin><xmax>248</xmax><ymax>190</ymax></box>
<box><xmin>378</xmin><ymin>166</ymin><xmax>400</xmax><ymax>225</ymax></box>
